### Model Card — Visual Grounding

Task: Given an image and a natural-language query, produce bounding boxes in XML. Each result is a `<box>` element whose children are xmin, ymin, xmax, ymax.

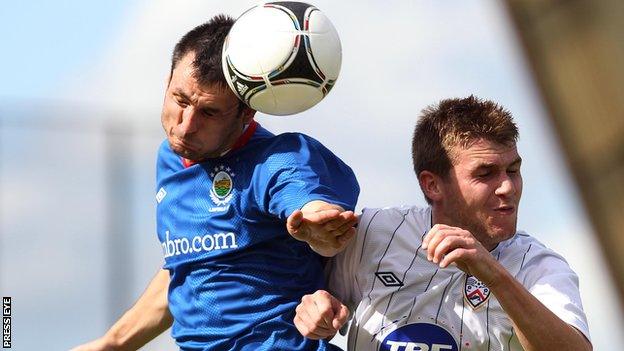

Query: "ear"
<box><xmin>241</xmin><ymin>106</ymin><xmax>256</xmax><ymax>124</ymax></box>
<box><xmin>418</xmin><ymin>170</ymin><xmax>444</xmax><ymax>203</ymax></box>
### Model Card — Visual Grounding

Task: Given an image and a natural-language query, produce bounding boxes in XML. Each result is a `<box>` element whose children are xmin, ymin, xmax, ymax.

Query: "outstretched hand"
<box><xmin>286</xmin><ymin>201</ymin><xmax>358</xmax><ymax>257</ymax></box>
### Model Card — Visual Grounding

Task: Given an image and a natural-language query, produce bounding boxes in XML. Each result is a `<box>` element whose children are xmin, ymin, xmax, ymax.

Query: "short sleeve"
<box><xmin>521</xmin><ymin>252</ymin><xmax>591</xmax><ymax>342</ymax></box>
<box><xmin>264</xmin><ymin>134</ymin><xmax>359</xmax><ymax>220</ymax></box>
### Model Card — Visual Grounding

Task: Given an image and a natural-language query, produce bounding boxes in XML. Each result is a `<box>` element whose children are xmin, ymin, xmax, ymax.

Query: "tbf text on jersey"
<box><xmin>329</xmin><ymin>206</ymin><xmax>590</xmax><ymax>351</ymax></box>
<box><xmin>157</xmin><ymin>123</ymin><xmax>359</xmax><ymax>350</ymax></box>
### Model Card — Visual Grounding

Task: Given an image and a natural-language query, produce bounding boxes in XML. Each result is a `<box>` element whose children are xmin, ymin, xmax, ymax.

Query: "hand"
<box><xmin>294</xmin><ymin>290</ymin><xmax>350</xmax><ymax>340</ymax></box>
<box><xmin>422</xmin><ymin>224</ymin><xmax>503</xmax><ymax>287</ymax></box>
<box><xmin>287</xmin><ymin>204</ymin><xmax>358</xmax><ymax>257</ymax></box>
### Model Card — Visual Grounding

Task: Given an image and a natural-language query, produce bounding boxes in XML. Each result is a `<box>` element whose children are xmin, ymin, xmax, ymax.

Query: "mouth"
<box><xmin>493</xmin><ymin>205</ymin><xmax>515</xmax><ymax>216</ymax></box>
<box><xmin>171</xmin><ymin>137</ymin><xmax>199</xmax><ymax>153</ymax></box>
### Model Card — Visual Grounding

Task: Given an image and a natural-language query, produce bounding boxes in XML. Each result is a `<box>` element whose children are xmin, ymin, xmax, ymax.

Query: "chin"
<box><xmin>171</xmin><ymin>145</ymin><xmax>198</xmax><ymax>160</ymax></box>
<box><xmin>489</xmin><ymin>225</ymin><xmax>516</xmax><ymax>240</ymax></box>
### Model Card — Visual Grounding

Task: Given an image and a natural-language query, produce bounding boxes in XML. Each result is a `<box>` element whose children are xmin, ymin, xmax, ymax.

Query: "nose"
<box><xmin>177</xmin><ymin>106</ymin><xmax>200</xmax><ymax>136</ymax></box>
<box><xmin>495</xmin><ymin>173</ymin><xmax>517</xmax><ymax>197</ymax></box>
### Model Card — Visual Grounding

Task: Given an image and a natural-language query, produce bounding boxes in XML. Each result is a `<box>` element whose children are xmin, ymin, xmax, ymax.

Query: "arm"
<box><xmin>488</xmin><ymin>268</ymin><xmax>591</xmax><ymax>350</ymax></box>
<box><xmin>71</xmin><ymin>269</ymin><xmax>173</xmax><ymax>351</ymax></box>
<box><xmin>423</xmin><ymin>224</ymin><xmax>592</xmax><ymax>351</ymax></box>
<box><xmin>286</xmin><ymin>200</ymin><xmax>358</xmax><ymax>257</ymax></box>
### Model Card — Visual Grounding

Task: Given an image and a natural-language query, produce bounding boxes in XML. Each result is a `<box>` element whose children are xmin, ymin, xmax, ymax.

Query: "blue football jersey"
<box><xmin>156</xmin><ymin>122</ymin><xmax>359</xmax><ymax>350</ymax></box>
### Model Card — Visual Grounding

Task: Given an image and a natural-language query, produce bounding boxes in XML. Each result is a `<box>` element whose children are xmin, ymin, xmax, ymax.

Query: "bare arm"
<box><xmin>423</xmin><ymin>224</ymin><xmax>592</xmax><ymax>351</ymax></box>
<box><xmin>488</xmin><ymin>268</ymin><xmax>591</xmax><ymax>351</ymax></box>
<box><xmin>286</xmin><ymin>200</ymin><xmax>357</xmax><ymax>257</ymax></box>
<box><xmin>71</xmin><ymin>268</ymin><xmax>173</xmax><ymax>351</ymax></box>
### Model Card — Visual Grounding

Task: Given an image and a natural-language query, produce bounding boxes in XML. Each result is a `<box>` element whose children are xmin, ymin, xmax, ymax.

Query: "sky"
<box><xmin>1</xmin><ymin>1</ymin><xmax>622</xmax><ymax>350</ymax></box>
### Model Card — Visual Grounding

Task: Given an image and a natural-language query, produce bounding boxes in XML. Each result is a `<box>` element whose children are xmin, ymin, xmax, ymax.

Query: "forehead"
<box><xmin>453</xmin><ymin>138</ymin><xmax>520</xmax><ymax>168</ymax></box>
<box><xmin>169</xmin><ymin>53</ymin><xmax>236</xmax><ymax>104</ymax></box>
<box><xmin>170</xmin><ymin>52</ymin><xmax>196</xmax><ymax>84</ymax></box>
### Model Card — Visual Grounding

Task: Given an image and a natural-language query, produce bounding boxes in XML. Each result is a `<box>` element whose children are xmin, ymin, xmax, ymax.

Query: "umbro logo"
<box><xmin>375</xmin><ymin>271</ymin><xmax>404</xmax><ymax>287</ymax></box>
<box><xmin>156</xmin><ymin>187</ymin><xmax>167</xmax><ymax>203</ymax></box>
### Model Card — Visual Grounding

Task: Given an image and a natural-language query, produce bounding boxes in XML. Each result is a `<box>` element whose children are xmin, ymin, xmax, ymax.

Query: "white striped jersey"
<box><xmin>328</xmin><ymin>206</ymin><xmax>590</xmax><ymax>351</ymax></box>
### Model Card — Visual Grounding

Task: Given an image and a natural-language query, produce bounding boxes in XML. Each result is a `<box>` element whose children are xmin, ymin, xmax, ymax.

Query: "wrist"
<box><xmin>484</xmin><ymin>263</ymin><xmax>514</xmax><ymax>292</ymax></box>
<box><xmin>301</xmin><ymin>200</ymin><xmax>344</xmax><ymax>213</ymax></box>
<box><xmin>310</xmin><ymin>244</ymin><xmax>337</xmax><ymax>258</ymax></box>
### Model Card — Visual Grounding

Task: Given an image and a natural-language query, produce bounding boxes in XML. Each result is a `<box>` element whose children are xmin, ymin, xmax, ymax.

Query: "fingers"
<box><xmin>423</xmin><ymin>224</ymin><xmax>476</xmax><ymax>264</ymax></box>
<box><xmin>327</xmin><ymin>215</ymin><xmax>357</xmax><ymax>236</ymax></box>
<box><xmin>302</xmin><ymin>209</ymin><xmax>342</xmax><ymax>225</ymax></box>
<box><xmin>287</xmin><ymin>210</ymin><xmax>303</xmax><ymax>232</ymax></box>
<box><xmin>295</xmin><ymin>291</ymin><xmax>343</xmax><ymax>339</ymax></box>
<box><xmin>336</xmin><ymin>227</ymin><xmax>356</xmax><ymax>247</ymax></box>
<box><xmin>438</xmin><ymin>247</ymin><xmax>471</xmax><ymax>269</ymax></box>
<box><xmin>423</xmin><ymin>224</ymin><xmax>457</xmax><ymax>261</ymax></box>
<box><xmin>323</xmin><ymin>211</ymin><xmax>356</xmax><ymax>231</ymax></box>
<box><xmin>422</xmin><ymin>223</ymin><xmax>452</xmax><ymax>250</ymax></box>
<box><xmin>312</xmin><ymin>290</ymin><xmax>338</xmax><ymax>328</ymax></box>
<box><xmin>287</xmin><ymin>210</ymin><xmax>309</xmax><ymax>241</ymax></box>
<box><xmin>294</xmin><ymin>315</ymin><xmax>333</xmax><ymax>340</ymax></box>
<box><xmin>293</xmin><ymin>209</ymin><xmax>358</xmax><ymax>256</ymax></box>
<box><xmin>330</xmin><ymin>296</ymin><xmax>350</xmax><ymax>330</ymax></box>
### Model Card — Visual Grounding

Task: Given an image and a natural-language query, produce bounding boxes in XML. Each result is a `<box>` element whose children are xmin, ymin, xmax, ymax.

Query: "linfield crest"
<box><xmin>464</xmin><ymin>274</ymin><xmax>491</xmax><ymax>309</ymax></box>
<box><xmin>210</xmin><ymin>165</ymin><xmax>235</xmax><ymax>206</ymax></box>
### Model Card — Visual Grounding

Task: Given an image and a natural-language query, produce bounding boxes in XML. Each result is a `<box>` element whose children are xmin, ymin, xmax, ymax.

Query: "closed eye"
<box><xmin>173</xmin><ymin>95</ymin><xmax>189</xmax><ymax>108</ymax></box>
<box><xmin>202</xmin><ymin>109</ymin><xmax>217</xmax><ymax>117</ymax></box>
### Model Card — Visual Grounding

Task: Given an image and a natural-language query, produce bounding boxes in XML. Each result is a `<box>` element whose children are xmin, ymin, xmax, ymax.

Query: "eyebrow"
<box><xmin>172</xmin><ymin>89</ymin><xmax>190</xmax><ymax>100</ymax></box>
<box><xmin>171</xmin><ymin>90</ymin><xmax>222</xmax><ymax>114</ymax></box>
<box><xmin>473</xmin><ymin>157</ymin><xmax>523</xmax><ymax>170</ymax></box>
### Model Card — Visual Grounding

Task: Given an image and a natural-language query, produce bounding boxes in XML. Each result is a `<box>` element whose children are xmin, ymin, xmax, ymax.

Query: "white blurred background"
<box><xmin>1</xmin><ymin>1</ymin><xmax>621</xmax><ymax>350</ymax></box>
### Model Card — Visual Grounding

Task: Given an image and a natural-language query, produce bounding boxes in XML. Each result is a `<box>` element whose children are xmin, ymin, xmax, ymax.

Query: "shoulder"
<box><xmin>359</xmin><ymin>205</ymin><xmax>430</xmax><ymax>229</ymax></box>
<box><xmin>356</xmin><ymin>205</ymin><xmax>430</xmax><ymax>245</ymax></box>
<box><xmin>270</xmin><ymin>132</ymin><xmax>329</xmax><ymax>153</ymax></box>
<box><xmin>260</xmin><ymin>132</ymin><xmax>351</xmax><ymax>170</ymax></box>
<box><xmin>506</xmin><ymin>232</ymin><xmax>567</xmax><ymax>261</ymax></box>
<box><xmin>156</xmin><ymin>140</ymin><xmax>183</xmax><ymax>173</ymax></box>
<box><xmin>502</xmin><ymin>231</ymin><xmax>576</xmax><ymax>279</ymax></box>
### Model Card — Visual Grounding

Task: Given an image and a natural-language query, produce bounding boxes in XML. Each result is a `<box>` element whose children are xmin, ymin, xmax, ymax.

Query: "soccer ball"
<box><xmin>222</xmin><ymin>1</ymin><xmax>342</xmax><ymax>116</ymax></box>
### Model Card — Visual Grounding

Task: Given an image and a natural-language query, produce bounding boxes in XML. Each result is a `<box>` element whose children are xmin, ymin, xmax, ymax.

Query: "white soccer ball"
<box><xmin>222</xmin><ymin>1</ymin><xmax>342</xmax><ymax>116</ymax></box>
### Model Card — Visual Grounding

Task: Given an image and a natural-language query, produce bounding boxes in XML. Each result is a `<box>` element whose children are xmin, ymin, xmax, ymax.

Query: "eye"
<box><xmin>202</xmin><ymin>109</ymin><xmax>216</xmax><ymax>117</ymax></box>
<box><xmin>173</xmin><ymin>95</ymin><xmax>188</xmax><ymax>108</ymax></box>
<box><xmin>476</xmin><ymin>171</ymin><xmax>492</xmax><ymax>179</ymax></box>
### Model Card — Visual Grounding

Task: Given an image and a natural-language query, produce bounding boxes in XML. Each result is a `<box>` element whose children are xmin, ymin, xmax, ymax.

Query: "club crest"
<box><xmin>464</xmin><ymin>275</ymin><xmax>491</xmax><ymax>310</ymax></box>
<box><xmin>209</xmin><ymin>165</ymin><xmax>235</xmax><ymax>206</ymax></box>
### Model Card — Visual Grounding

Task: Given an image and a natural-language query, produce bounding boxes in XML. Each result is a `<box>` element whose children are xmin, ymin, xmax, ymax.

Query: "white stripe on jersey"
<box><xmin>328</xmin><ymin>206</ymin><xmax>590</xmax><ymax>351</ymax></box>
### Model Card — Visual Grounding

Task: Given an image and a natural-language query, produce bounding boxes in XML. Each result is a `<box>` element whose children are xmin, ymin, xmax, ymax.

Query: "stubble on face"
<box><xmin>161</xmin><ymin>53</ymin><xmax>249</xmax><ymax>161</ymax></box>
<box><xmin>436</xmin><ymin>139</ymin><xmax>522</xmax><ymax>250</ymax></box>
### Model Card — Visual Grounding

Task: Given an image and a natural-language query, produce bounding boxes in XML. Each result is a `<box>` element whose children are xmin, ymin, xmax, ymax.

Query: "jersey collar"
<box><xmin>181</xmin><ymin>120</ymin><xmax>259</xmax><ymax>168</ymax></box>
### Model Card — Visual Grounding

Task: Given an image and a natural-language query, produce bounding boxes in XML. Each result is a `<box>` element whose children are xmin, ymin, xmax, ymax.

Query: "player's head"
<box><xmin>412</xmin><ymin>96</ymin><xmax>522</xmax><ymax>248</ymax></box>
<box><xmin>169</xmin><ymin>14</ymin><xmax>233</xmax><ymax>90</ymax></box>
<box><xmin>162</xmin><ymin>15</ymin><xmax>255</xmax><ymax>161</ymax></box>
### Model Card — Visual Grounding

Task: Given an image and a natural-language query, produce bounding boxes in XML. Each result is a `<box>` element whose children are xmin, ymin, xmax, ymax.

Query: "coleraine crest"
<box><xmin>464</xmin><ymin>274</ymin><xmax>491</xmax><ymax>310</ymax></box>
<box><xmin>209</xmin><ymin>165</ymin><xmax>235</xmax><ymax>206</ymax></box>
